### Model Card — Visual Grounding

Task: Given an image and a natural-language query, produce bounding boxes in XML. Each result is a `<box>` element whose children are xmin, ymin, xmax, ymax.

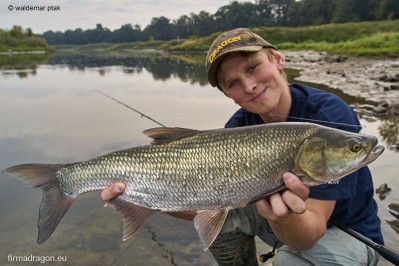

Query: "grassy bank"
<box><xmin>170</xmin><ymin>20</ymin><xmax>399</xmax><ymax>57</ymax></box>
<box><xmin>55</xmin><ymin>20</ymin><xmax>399</xmax><ymax>57</ymax></box>
<box><xmin>0</xmin><ymin>27</ymin><xmax>55</xmax><ymax>53</ymax></box>
<box><xmin>0</xmin><ymin>38</ymin><xmax>55</xmax><ymax>53</ymax></box>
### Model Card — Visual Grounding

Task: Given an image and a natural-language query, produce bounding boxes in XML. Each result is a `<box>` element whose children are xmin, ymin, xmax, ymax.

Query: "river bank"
<box><xmin>284</xmin><ymin>50</ymin><xmax>399</xmax><ymax>112</ymax></box>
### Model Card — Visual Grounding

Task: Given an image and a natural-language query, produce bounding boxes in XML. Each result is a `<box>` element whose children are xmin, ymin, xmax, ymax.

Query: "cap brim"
<box><xmin>207</xmin><ymin>46</ymin><xmax>263</xmax><ymax>87</ymax></box>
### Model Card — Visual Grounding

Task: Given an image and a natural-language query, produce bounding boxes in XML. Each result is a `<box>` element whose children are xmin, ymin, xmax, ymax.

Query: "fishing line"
<box><xmin>95</xmin><ymin>89</ymin><xmax>366</xmax><ymax>133</ymax></box>
<box><xmin>94</xmin><ymin>89</ymin><xmax>166</xmax><ymax>127</ymax></box>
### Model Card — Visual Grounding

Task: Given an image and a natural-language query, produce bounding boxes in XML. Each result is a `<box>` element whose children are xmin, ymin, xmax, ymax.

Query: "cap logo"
<box><xmin>208</xmin><ymin>36</ymin><xmax>241</xmax><ymax>64</ymax></box>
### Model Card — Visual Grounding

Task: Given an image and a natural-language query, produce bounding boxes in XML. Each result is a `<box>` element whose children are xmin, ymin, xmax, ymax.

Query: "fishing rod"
<box><xmin>329</xmin><ymin>220</ymin><xmax>399</xmax><ymax>265</ymax></box>
<box><xmin>96</xmin><ymin>90</ymin><xmax>399</xmax><ymax>265</ymax></box>
<box><xmin>94</xmin><ymin>89</ymin><xmax>166</xmax><ymax>127</ymax></box>
<box><xmin>259</xmin><ymin>221</ymin><xmax>399</xmax><ymax>265</ymax></box>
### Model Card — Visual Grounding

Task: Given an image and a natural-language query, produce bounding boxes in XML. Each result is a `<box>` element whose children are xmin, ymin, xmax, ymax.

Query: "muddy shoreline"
<box><xmin>284</xmin><ymin>50</ymin><xmax>399</xmax><ymax>109</ymax></box>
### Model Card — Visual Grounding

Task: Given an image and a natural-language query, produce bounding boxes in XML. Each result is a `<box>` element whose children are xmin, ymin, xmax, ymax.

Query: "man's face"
<box><xmin>218</xmin><ymin>50</ymin><xmax>287</xmax><ymax>117</ymax></box>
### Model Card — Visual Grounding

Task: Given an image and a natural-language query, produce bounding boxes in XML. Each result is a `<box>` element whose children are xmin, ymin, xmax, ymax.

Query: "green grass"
<box><xmin>277</xmin><ymin>32</ymin><xmax>399</xmax><ymax>56</ymax></box>
<box><xmin>179</xmin><ymin>20</ymin><xmax>399</xmax><ymax>57</ymax></box>
<box><xmin>54</xmin><ymin>20</ymin><xmax>399</xmax><ymax>57</ymax></box>
<box><xmin>0</xmin><ymin>36</ymin><xmax>54</xmax><ymax>53</ymax></box>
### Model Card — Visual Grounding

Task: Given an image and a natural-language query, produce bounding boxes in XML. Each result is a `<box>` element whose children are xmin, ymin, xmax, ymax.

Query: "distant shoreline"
<box><xmin>0</xmin><ymin>50</ymin><xmax>50</xmax><ymax>55</ymax></box>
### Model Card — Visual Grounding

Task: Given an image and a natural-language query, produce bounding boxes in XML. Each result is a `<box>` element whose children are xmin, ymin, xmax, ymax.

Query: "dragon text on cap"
<box><xmin>208</xmin><ymin>36</ymin><xmax>241</xmax><ymax>64</ymax></box>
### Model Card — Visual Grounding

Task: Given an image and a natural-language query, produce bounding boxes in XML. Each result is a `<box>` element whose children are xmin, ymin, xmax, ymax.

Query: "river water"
<box><xmin>0</xmin><ymin>52</ymin><xmax>397</xmax><ymax>265</ymax></box>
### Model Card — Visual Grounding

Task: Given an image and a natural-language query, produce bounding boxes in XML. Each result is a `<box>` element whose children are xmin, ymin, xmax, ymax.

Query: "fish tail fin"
<box><xmin>2</xmin><ymin>164</ymin><xmax>76</xmax><ymax>244</ymax></box>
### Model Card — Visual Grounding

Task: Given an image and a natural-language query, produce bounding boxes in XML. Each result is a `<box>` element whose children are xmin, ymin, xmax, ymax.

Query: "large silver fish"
<box><xmin>2</xmin><ymin>122</ymin><xmax>384</xmax><ymax>250</ymax></box>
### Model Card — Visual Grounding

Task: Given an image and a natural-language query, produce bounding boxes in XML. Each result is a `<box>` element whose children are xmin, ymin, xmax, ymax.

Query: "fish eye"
<box><xmin>349</xmin><ymin>140</ymin><xmax>362</xmax><ymax>152</ymax></box>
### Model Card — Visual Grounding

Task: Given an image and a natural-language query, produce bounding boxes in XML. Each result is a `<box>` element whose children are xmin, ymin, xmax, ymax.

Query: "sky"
<box><xmin>1</xmin><ymin>0</ymin><xmax>255</xmax><ymax>34</ymax></box>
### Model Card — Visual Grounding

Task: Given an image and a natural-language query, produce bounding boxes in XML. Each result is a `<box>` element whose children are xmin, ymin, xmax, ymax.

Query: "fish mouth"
<box><xmin>361</xmin><ymin>144</ymin><xmax>385</xmax><ymax>165</ymax></box>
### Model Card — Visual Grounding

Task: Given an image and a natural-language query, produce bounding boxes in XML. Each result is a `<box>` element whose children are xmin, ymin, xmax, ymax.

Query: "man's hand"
<box><xmin>255</xmin><ymin>172</ymin><xmax>310</xmax><ymax>221</ymax></box>
<box><xmin>100</xmin><ymin>182</ymin><xmax>125</xmax><ymax>201</ymax></box>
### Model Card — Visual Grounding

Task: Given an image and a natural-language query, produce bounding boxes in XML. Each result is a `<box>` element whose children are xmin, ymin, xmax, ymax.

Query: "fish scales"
<box><xmin>56</xmin><ymin>124</ymin><xmax>317</xmax><ymax>211</ymax></box>
<box><xmin>2</xmin><ymin>122</ymin><xmax>384</xmax><ymax>249</ymax></box>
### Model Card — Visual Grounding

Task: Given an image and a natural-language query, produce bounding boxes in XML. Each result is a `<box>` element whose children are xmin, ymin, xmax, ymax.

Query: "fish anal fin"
<box><xmin>143</xmin><ymin>127</ymin><xmax>200</xmax><ymax>144</ymax></box>
<box><xmin>193</xmin><ymin>209</ymin><xmax>229</xmax><ymax>251</ymax></box>
<box><xmin>106</xmin><ymin>198</ymin><xmax>155</xmax><ymax>241</ymax></box>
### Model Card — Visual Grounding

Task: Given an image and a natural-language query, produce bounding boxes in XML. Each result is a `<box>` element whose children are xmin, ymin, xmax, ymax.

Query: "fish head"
<box><xmin>295</xmin><ymin>128</ymin><xmax>385</xmax><ymax>184</ymax></box>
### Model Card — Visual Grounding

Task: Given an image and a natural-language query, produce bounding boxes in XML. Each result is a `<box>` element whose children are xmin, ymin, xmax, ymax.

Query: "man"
<box><xmin>102</xmin><ymin>28</ymin><xmax>383</xmax><ymax>265</ymax></box>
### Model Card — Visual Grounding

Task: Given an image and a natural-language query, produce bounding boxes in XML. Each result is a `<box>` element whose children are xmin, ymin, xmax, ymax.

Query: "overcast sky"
<box><xmin>1</xmin><ymin>0</ymin><xmax>255</xmax><ymax>34</ymax></box>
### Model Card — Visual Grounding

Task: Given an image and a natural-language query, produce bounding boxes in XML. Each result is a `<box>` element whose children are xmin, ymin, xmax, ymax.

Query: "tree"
<box><xmin>375</xmin><ymin>0</ymin><xmax>399</xmax><ymax>20</ymax></box>
<box><xmin>257</xmin><ymin>0</ymin><xmax>294</xmax><ymax>26</ymax></box>
<box><xmin>38</xmin><ymin>0</ymin><xmax>396</xmax><ymax>45</ymax></box>
<box><xmin>26</xmin><ymin>28</ymin><xmax>34</xmax><ymax>37</ymax></box>
<box><xmin>214</xmin><ymin>2</ymin><xmax>259</xmax><ymax>30</ymax></box>
<box><xmin>286</xmin><ymin>0</ymin><xmax>335</xmax><ymax>26</ymax></box>
<box><xmin>332</xmin><ymin>0</ymin><xmax>377</xmax><ymax>23</ymax></box>
<box><xmin>112</xmin><ymin>24</ymin><xmax>142</xmax><ymax>43</ymax></box>
<box><xmin>190</xmin><ymin>11</ymin><xmax>214</xmax><ymax>37</ymax></box>
<box><xmin>10</xmin><ymin>25</ymin><xmax>24</xmax><ymax>38</ymax></box>
<box><xmin>145</xmin><ymin>17</ymin><xmax>174</xmax><ymax>41</ymax></box>
<box><xmin>63</xmin><ymin>29</ymin><xmax>85</xmax><ymax>44</ymax></box>
<box><xmin>174</xmin><ymin>15</ymin><xmax>193</xmax><ymax>38</ymax></box>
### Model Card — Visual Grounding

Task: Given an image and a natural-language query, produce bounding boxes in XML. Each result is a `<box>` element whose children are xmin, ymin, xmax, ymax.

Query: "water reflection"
<box><xmin>0</xmin><ymin>52</ymin><xmax>398</xmax><ymax>266</ymax></box>
<box><xmin>47</xmin><ymin>53</ymin><xmax>210</xmax><ymax>86</ymax></box>
<box><xmin>0</xmin><ymin>53</ymin><xmax>53</xmax><ymax>78</ymax></box>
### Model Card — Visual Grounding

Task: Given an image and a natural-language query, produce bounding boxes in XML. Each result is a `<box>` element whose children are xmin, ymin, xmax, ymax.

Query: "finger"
<box><xmin>100</xmin><ymin>182</ymin><xmax>125</xmax><ymax>201</ymax></box>
<box><xmin>255</xmin><ymin>199</ymin><xmax>275</xmax><ymax>220</ymax></box>
<box><xmin>281</xmin><ymin>190</ymin><xmax>307</xmax><ymax>214</ymax></box>
<box><xmin>269</xmin><ymin>193</ymin><xmax>290</xmax><ymax>218</ymax></box>
<box><xmin>283</xmin><ymin>172</ymin><xmax>310</xmax><ymax>200</ymax></box>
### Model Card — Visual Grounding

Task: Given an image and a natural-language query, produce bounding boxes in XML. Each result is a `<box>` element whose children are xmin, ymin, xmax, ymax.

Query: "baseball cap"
<box><xmin>205</xmin><ymin>28</ymin><xmax>277</xmax><ymax>87</ymax></box>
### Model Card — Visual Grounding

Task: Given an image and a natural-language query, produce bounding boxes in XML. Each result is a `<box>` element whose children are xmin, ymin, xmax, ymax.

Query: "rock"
<box><xmin>392</xmin><ymin>104</ymin><xmax>399</xmax><ymax>116</ymax></box>
<box><xmin>283</xmin><ymin>51</ymin><xmax>399</xmax><ymax>108</ymax></box>
<box><xmin>373</xmin><ymin>106</ymin><xmax>388</xmax><ymax>115</ymax></box>
<box><xmin>378</xmin><ymin>74</ymin><xmax>399</xmax><ymax>83</ymax></box>
<box><xmin>325</xmin><ymin>55</ymin><xmax>348</xmax><ymax>63</ymax></box>
<box><xmin>388</xmin><ymin>204</ymin><xmax>399</xmax><ymax>214</ymax></box>
<box><xmin>386</xmin><ymin>219</ymin><xmax>399</xmax><ymax>234</ymax></box>
<box><xmin>391</xmin><ymin>85</ymin><xmax>399</xmax><ymax>90</ymax></box>
<box><xmin>375</xmin><ymin>183</ymin><xmax>391</xmax><ymax>200</ymax></box>
<box><xmin>388</xmin><ymin>202</ymin><xmax>399</xmax><ymax>217</ymax></box>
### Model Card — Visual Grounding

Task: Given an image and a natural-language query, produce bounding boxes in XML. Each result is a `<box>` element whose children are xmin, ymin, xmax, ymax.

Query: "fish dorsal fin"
<box><xmin>193</xmin><ymin>209</ymin><xmax>229</xmax><ymax>251</ymax></box>
<box><xmin>106</xmin><ymin>197</ymin><xmax>155</xmax><ymax>241</ymax></box>
<box><xmin>143</xmin><ymin>127</ymin><xmax>200</xmax><ymax>144</ymax></box>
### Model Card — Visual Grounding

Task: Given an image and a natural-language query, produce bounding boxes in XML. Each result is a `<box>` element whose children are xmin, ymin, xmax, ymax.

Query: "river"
<box><xmin>0</xmin><ymin>51</ymin><xmax>397</xmax><ymax>265</ymax></box>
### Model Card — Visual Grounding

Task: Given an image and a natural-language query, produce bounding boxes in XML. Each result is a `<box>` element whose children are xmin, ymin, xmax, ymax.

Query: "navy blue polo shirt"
<box><xmin>225</xmin><ymin>83</ymin><xmax>383</xmax><ymax>245</ymax></box>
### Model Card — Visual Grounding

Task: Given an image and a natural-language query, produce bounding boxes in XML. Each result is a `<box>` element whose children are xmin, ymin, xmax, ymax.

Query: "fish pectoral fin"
<box><xmin>106</xmin><ymin>198</ymin><xmax>155</xmax><ymax>241</ymax></box>
<box><xmin>193</xmin><ymin>209</ymin><xmax>229</xmax><ymax>251</ymax></box>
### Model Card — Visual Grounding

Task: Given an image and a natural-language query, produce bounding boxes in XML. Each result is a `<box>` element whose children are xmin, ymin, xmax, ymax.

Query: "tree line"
<box><xmin>42</xmin><ymin>0</ymin><xmax>399</xmax><ymax>45</ymax></box>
